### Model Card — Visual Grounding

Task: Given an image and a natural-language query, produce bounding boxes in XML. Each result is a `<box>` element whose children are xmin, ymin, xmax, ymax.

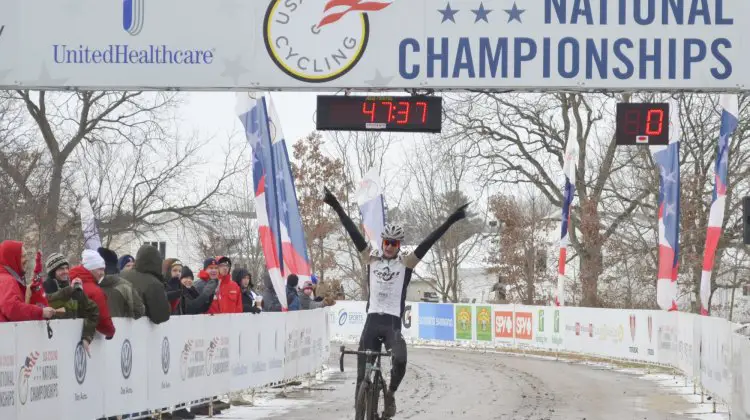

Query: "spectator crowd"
<box><xmin>0</xmin><ymin>240</ymin><xmax>336</xmax><ymax>419</ymax></box>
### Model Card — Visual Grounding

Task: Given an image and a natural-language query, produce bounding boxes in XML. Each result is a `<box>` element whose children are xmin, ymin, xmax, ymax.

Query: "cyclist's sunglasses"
<box><xmin>383</xmin><ymin>239</ymin><xmax>400</xmax><ymax>247</ymax></box>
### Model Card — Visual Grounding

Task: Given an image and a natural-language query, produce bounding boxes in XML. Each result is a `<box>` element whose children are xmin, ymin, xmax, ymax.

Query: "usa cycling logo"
<box><xmin>122</xmin><ymin>0</ymin><xmax>145</xmax><ymax>36</ymax></box>
<box><xmin>264</xmin><ymin>0</ymin><xmax>395</xmax><ymax>83</ymax></box>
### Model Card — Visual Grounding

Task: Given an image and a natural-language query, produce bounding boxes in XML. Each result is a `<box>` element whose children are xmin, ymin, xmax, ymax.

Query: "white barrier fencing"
<box><xmin>329</xmin><ymin>301</ymin><xmax>750</xmax><ymax>418</ymax></box>
<box><xmin>0</xmin><ymin>309</ymin><xmax>331</xmax><ymax>420</ymax></box>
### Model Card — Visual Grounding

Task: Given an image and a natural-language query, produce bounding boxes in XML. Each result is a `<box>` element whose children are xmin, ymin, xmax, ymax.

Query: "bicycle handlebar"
<box><xmin>339</xmin><ymin>345</ymin><xmax>392</xmax><ymax>372</ymax></box>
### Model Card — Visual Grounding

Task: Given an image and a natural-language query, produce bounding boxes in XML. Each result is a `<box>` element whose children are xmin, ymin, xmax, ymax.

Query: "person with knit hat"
<box><xmin>204</xmin><ymin>256</ymin><xmax>242</xmax><ymax>315</ymax></box>
<box><xmin>231</xmin><ymin>268</ymin><xmax>261</xmax><ymax>314</ymax></box>
<box><xmin>173</xmin><ymin>266</ymin><xmax>217</xmax><ymax>316</ymax></box>
<box><xmin>285</xmin><ymin>274</ymin><xmax>301</xmax><ymax>311</ymax></box>
<box><xmin>69</xmin><ymin>249</ymin><xmax>116</xmax><ymax>339</ymax></box>
<box><xmin>162</xmin><ymin>258</ymin><xmax>186</xmax><ymax>312</ymax></box>
<box><xmin>298</xmin><ymin>279</ymin><xmax>336</xmax><ymax>310</ymax></box>
<box><xmin>96</xmin><ymin>248</ymin><xmax>146</xmax><ymax>319</ymax></box>
<box><xmin>118</xmin><ymin>255</ymin><xmax>135</xmax><ymax>272</ymax></box>
<box><xmin>41</xmin><ymin>252</ymin><xmax>100</xmax><ymax>353</ymax></box>
<box><xmin>119</xmin><ymin>244</ymin><xmax>171</xmax><ymax>325</ymax></box>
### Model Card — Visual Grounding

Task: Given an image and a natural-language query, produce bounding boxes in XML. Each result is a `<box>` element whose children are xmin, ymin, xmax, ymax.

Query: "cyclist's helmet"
<box><xmin>381</xmin><ymin>223</ymin><xmax>405</xmax><ymax>242</ymax></box>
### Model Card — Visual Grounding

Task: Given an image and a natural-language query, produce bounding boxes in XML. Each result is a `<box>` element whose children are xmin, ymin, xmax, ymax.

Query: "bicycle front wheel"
<box><xmin>355</xmin><ymin>381</ymin><xmax>369</xmax><ymax>420</ymax></box>
<box><xmin>368</xmin><ymin>373</ymin><xmax>381</xmax><ymax>420</ymax></box>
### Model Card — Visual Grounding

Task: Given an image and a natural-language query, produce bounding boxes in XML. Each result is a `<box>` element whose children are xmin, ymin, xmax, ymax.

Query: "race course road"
<box><xmin>226</xmin><ymin>346</ymin><xmax>701</xmax><ymax>420</ymax></box>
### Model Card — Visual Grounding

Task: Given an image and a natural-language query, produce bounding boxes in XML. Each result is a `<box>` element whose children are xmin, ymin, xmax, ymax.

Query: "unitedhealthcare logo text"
<box><xmin>51</xmin><ymin>0</ymin><xmax>215</xmax><ymax>65</ymax></box>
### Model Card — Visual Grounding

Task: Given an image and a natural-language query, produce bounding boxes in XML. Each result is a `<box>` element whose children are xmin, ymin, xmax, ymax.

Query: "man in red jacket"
<box><xmin>206</xmin><ymin>257</ymin><xmax>242</xmax><ymax>314</ymax></box>
<box><xmin>0</xmin><ymin>240</ymin><xmax>56</xmax><ymax>322</ymax></box>
<box><xmin>69</xmin><ymin>249</ymin><xmax>116</xmax><ymax>339</ymax></box>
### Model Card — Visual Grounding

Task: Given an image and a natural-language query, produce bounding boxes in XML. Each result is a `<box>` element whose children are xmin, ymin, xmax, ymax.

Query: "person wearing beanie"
<box><xmin>205</xmin><ymin>256</ymin><xmax>242</xmax><ymax>315</ymax></box>
<box><xmin>298</xmin><ymin>279</ymin><xmax>336</xmax><ymax>310</ymax></box>
<box><xmin>261</xmin><ymin>272</ymin><xmax>282</xmax><ymax>312</ymax></box>
<box><xmin>69</xmin><ymin>249</ymin><xmax>116</xmax><ymax>339</ymax></box>
<box><xmin>96</xmin><ymin>248</ymin><xmax>146</xmax><ymax>319</ymax></box>
<box><xmin>174</xmin><ymin>266</ymin><xmax>217</xmax><ymax>316</ymax></box>
<box><xmin>162</xmin><ymin>258</ymin><xmax>184</xmax><ymax>312</ymax></box>
<box><xmin>285</xmin><ymin>274</ymin><xmax>300</xmax><ymax>311</ymax></box>
<box><xmin>41</xmin><ymin>252</ymin><xmax>100</xmax><ymax>353</ymax></box>
<box><xmin>118</xmin><ymin>255</ymin><xmax>135</xmax><ymax>272</ymax></box>
<box><xmin>194</xmin><ymin>257</ymin><xmax>218</xmax><ymax>294</ymax></box>
<box><xmin>120</xmin><ymin>244</ymin><xmax>171</xmax><ymax>325</ymax></box>
<box><xmin>231</xmin><ymin>268</ymin><xmax>261</xmax><ymax>314</ymax></box>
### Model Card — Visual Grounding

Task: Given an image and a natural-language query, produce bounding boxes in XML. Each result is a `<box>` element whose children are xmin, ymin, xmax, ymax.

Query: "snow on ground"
<box><xmin>204</xmin><ymin>341</ymin><xmax>729</xmax><ymax>420</ymax></box>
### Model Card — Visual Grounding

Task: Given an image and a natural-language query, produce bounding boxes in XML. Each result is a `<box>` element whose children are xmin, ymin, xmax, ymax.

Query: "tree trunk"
<box><xmin>579</xmin><ymin>244</ymin><xmax>603</xmax><ymax>307</ymax></box>
<box><xmin>40</xmin><ymin>164</ymin><xmax>64</xmax><ymax>255</ymax></box>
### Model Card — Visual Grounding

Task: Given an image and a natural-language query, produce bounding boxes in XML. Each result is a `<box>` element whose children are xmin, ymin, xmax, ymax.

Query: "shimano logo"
<box><xmin>123</xmin><ymin>0</ymin><xmax>145</xmax><ymax>36</ymax></box>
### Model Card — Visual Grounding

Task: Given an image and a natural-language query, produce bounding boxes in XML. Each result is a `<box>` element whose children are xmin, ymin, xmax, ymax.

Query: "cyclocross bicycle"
<box><xmin>340</xmin><ymin>342</ymin><xmax>393</xmax><ymax>420</ymax></box>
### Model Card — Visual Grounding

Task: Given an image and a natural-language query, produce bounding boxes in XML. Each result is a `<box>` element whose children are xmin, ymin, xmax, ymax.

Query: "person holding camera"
<box><xmin>43</xmin><ymin>253</ymin><xmax>100</xmax><ymax>355</ymax></box>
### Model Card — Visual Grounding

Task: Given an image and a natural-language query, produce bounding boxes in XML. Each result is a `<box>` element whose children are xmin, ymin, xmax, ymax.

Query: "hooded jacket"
<box><xmin>43</xmin><ymin>273</ymin><xmax>100</xmax><ymax>342</ymax></box>
<box><xmin>261</xmin><ymin>273</ymin><xmax>283</xmax><ymax>312</ymax></box>
<box><xmin>174</xmin><ymin>266</ymin><xmax>217</xmax><ymax>315</ymax></box>
<box><xmin>99</xmin><ymin>274</ymin><xmax>146</xmax><ymax>319</ymax></box>
<box><xmin>232</xmin><ymin>268</ymin><xmax>260</xmax><ymax>314</ymax></box>
<box><xmin>162</xmin><ymin>258</ymin><xmax>183</xmax><ymax>309</ymax></box>
<box><xmin>0</xmin><ymin>241</ymin><xmax>47</xmax><ymax>322</ymax></box>
<box><xmin>120</xmin><ymin>245</ymin><xmax>171</xmax><ymax>324</ymax></box>
<box><xmin>207</xmin><ymin>270</ymin><xmax>242</xmax><ymax>315</ymax></box>
<box><xmin>69</xmin><ymin>265</ymin><xmax>116</xmax><ymax>338</ymax></box>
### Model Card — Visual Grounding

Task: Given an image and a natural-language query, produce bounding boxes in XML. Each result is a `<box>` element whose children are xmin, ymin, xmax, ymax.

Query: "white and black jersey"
<box><xmin>360</xmin><ymin>247</ymin><xmax>420</xmax><ymax>318</ymax></box>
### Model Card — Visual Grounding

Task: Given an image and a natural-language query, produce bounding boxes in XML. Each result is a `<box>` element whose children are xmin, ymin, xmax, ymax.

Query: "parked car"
<box><xmin>421</xmin><ymin>291</ymin><xmax>440</xmax><ymax>303</ymax></box>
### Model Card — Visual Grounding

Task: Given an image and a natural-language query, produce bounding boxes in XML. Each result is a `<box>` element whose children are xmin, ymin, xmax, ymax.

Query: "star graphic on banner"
<box><xmin>662</xmin><ymin>169</ymin><xmax>677</xmax><ymax>184</ymax></box>
<box><xmin>504</xmin><ymin>2</ymin><xmax>525</xmax><ymax>23</ymax></box>
<box><xmin>438</xmin><ymin>3</ymin><xmax>459</xmax><ymax>23</ymax></box>
<box><xmin>472</xmin><ymin>2</ymin><xmax>492</xmax><ymax>22</ymax></box>
<box><xmin>221</xmin><ymin>56</ymin><xmax>250</xmax><ymax>85</ymax></box>
<box><xmin>664</xmin><ymin>203</ymin><xmax>676</xmax><ymax>217</ymax></box>
<box><xmin>365</xmin><ymin>70</ymin><xmax>394</xmax><ymax>87</ymax></box>
<box><xmin>36</xmin><ymin>63</ymin><xmax>69</xmax><ymax>87</ymax></box>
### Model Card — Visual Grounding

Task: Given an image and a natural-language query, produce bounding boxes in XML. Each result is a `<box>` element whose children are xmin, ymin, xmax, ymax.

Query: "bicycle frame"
<box><xmin>340</xmin><ymin>345</ymin><xmax>393</xmax><ymax>420</ymax></box>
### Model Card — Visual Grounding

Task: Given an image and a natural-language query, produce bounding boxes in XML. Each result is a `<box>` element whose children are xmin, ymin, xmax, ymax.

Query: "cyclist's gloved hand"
<box><xmin>323</xmin><ymin>186</ymin><xmax>339</xmax><ymax>208</ymax></box>
<box><xmin>449</xmin><ymin>202</ymin><xmax>471</xmax><ymax>222</ymax></box>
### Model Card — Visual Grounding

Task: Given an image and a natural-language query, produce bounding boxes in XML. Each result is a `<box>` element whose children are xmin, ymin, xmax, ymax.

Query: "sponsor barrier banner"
<box><xmin>4</xmin><ymin>0</ymin><xmax>750</xmax><ymax>91</ymax></box>
<box><xmin>147</xmin><ymin>321</ymin><xmax>182</xmax><ymax>410</ymax></box>
<box><xmin>418</xmin><ymin>303</ymin><xmax>454</xmax><ymax>341</ymax></box>
<box><xmin>401</xmin><ymin>302</ymin><xmax>419</xmax><ymax>340</ymax></box>
<box><xmin>732</xmin><ymin>335</ymin><xmax>750</xmax><ymax>419</ymax></box>
<box><xmin>493</xmin><ymin>305</ymin><xmax>515</xmax><ymax>345</ymax></box>
<box><xmin>699</xmin><ymin>315</ymin><xmax>733</xmax><ymax>402</ymax></box>
<box><xmin>329</xmin><ymin>301</ymin><xmax>367</xmax><ymax>342</ymax></box>
<box><xmin>103</xmin><ymin>319</ymin><xmax>148</xmax><ymax>416</ymax></box>
<box><xmin>474</xmin><ymin>305</ymin><xmax>493</xmax><ymax>342</ymax></box>
<box><xmin>0</xmin><ymin>324</ymin><xmax>16</xmax><ymax>420</ymax></box>
<box><xmin>455</xmin><ymin>305</ymin><xmax>473</xmax><ymax>341</ymax></box>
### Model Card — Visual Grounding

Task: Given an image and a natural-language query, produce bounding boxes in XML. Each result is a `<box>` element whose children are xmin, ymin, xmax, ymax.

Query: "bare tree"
<box><xmin>487</xmin><ymin>189</ymin><xmax>555</xmax><ymax>305</ymax></box>
<box><xmin>401</xmin><ymin>136</ymin><xmax>485</xmax><ymax>302</ymax></box>
<box><xmin>0</xmin><ymin>90</ymin><xmax>244</xmax><ymax>257</ymax></box>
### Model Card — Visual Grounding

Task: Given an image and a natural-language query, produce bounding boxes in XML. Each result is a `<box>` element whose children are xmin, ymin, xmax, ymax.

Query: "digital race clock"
<box><xmin>615</xmin><ymin>102</ymin><xmax>669</xmax><ymax>146</ymax></box>
<box><xmin>316</xmin><ymin>95</ymin><xmax>442</xmax><ymax>133</ymax></box>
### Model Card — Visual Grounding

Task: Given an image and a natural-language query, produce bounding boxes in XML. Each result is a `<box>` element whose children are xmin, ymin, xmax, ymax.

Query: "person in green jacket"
<box><xmin>42</xmin><ymin>253</ymin><xmax>100</xmax><ymax>354</ymax></box>
<box><xmin>97</xmin><ymin>248</ymin><xmax>146</xmax><ymax>319</ymax></box>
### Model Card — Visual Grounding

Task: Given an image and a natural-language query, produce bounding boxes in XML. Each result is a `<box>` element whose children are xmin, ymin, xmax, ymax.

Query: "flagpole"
<box><xmin>261</xmin><ymin>95</ymin><xmax>285</xmax><ymax>277</ymax></box>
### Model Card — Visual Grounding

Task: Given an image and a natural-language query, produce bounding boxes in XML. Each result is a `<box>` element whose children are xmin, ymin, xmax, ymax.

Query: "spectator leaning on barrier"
<box><xmin>0</xmin><ymin>240</ymin><xmax>56</xmax><ymax>322</ymax></box>
<box><xmin>69</xmin><ymin>249</ymin><xmax>116</xmax><ymax>339</ymax></box>
<box><xmin>231</xmin><ymin>268</ymin><xmax>261</xmax><ymax>314</ymax></box>
<box><xmin>162</xmin><ymin>258</ymin><xmax>185</xmax><ymax>312</ymax></box>
<box><xmin>96</xmin><ymin>248</ymin><xmax>146</xmax><ymax>319</ymax></box>
<box><xmin>42</xmin><ymin>253</ymin><xmax>100</xmax><ymax>352</ymax></box>
<box><xmin>118</xmin><ymin>254</ymin><xmax>135</xmax><ymax>272</ymax></box>
<box><xmin>173</xmin><ymin>266</ymin><xmax>217</xmax><ymax>316</ymax></box>
<box><xmin>206</xmin><ymin>256</ymin><xmax>242</xmax><ymax>314</ymax></box>
<box><xmin>120</xmin><ymin>244</ymin><xmax>171</xmax><ymax>325</ymax></box>
<box><xmin>261</xmin><ymin>272</ymin><xmax>282</xmax><ymax>312</ymax></box>
<box><xmin>286</xmin><ymin>274</ymin><xmax>301</xmax><ymax>311</ymax></box>
<box><xmin>298</xmin><ymin>279</ymin><xmax>335</xmax><ymax>310</ymax></box>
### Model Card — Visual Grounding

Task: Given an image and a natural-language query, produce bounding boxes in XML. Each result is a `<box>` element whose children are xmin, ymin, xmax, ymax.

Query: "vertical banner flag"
<box><xmin>700</xmin><ymin>95</ymin><xmax>739</xmax><ymax>315</ymax></box>
<box><xmin>266</xmin><ymin>96</ymin><xmax>312</xmax><ymax>284</ymax></box>
<box><xmin>651</xmin><ymin>100</ymin><xmax>681</xmax><ymax>311</ymax></box>
<box><xmin>555</xmin><ymin>138</ymin><xmax>578</xmax><ymax>306</ymax></box>
<box><xmin>356</xmin><ymin>166</ymin><xmax>385</xmax><ymax>251</ymax></box>
<box><xmin>236</xmin><ymin>93</ymin><xmax>288</xmax><ymax>306</ymax></box>
<box><xmin>80</xmin><ymin>197</ymin><xmax>102</xmax><ymax>250</ymax></box>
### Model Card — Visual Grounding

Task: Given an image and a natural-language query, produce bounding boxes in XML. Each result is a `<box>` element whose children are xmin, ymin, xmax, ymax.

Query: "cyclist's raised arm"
<box><xmin>323</xmin><ymin>187</ymin><xmax>370</xmax><ymax>255</ymax></box>
<box><xmin>404</xmin><ymin>203</ymin><xmax>470</xmax><ymax>269</ymax></box>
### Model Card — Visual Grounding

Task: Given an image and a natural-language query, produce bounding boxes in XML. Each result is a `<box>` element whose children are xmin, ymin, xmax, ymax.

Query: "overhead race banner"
<box><xmin>1</xmin><ymin>0</ymin><xmax>747</xmax><ymax>90</ymax></box>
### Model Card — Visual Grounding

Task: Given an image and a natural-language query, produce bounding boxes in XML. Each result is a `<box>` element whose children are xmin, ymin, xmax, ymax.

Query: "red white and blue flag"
<box><xmin>356</xmin><ymin>166</ymin><xmax>385</xmax><ymax>251</ymax></box>
<box><xmin>236</xmin><ymin>93</ymin><xmax>312</xmax><ymax>309</ymax></box>
<box><xmin>555</xmin><ymin>138</ymin><xmax>578</xmax><ymax>306</ymax></box>
<box><xmin>700</xmin><ymin>95</ymin><xmax>739</xmax><ymax>315</ymax></box>
<box><xmin>651</xmin><ymin>100</ymin><xmax>681</xmax><ymax>311</ymax></box>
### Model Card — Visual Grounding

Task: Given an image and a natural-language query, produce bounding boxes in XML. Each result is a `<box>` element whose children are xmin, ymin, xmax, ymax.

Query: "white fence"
<box><xmin>0</xmin><ymin>309</ymin><xmax>330</xmax><ymax>420</ymax></box>
<box><xmin>329</xmin><ymin>301</ymin><xmax>750</xmax><ymax>418</ymax></box>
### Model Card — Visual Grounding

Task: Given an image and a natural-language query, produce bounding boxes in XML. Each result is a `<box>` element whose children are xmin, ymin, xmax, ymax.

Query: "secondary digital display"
<box><xmin>316</xmin><ymin>95</ymin><xmax>442</xmax><ymax>133</ymax></box>
<box><xmin>615</xmin><ymin>102</ymin><xmax>669</xmax><ymax>146</ymax></box>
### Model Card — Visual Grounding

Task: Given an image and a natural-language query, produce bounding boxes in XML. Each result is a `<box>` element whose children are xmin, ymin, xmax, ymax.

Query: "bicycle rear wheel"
<box><xmin>355</xmin><ymin>381</ymin><xmax>369</xmax><ymax>420</ymax></box>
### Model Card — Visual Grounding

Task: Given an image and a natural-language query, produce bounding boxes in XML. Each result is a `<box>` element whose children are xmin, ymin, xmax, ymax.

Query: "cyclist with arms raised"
<box><xmin>323</xmin><ymin>187</ymin><xmax>468</xmax><ymax>418</ymax></box>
